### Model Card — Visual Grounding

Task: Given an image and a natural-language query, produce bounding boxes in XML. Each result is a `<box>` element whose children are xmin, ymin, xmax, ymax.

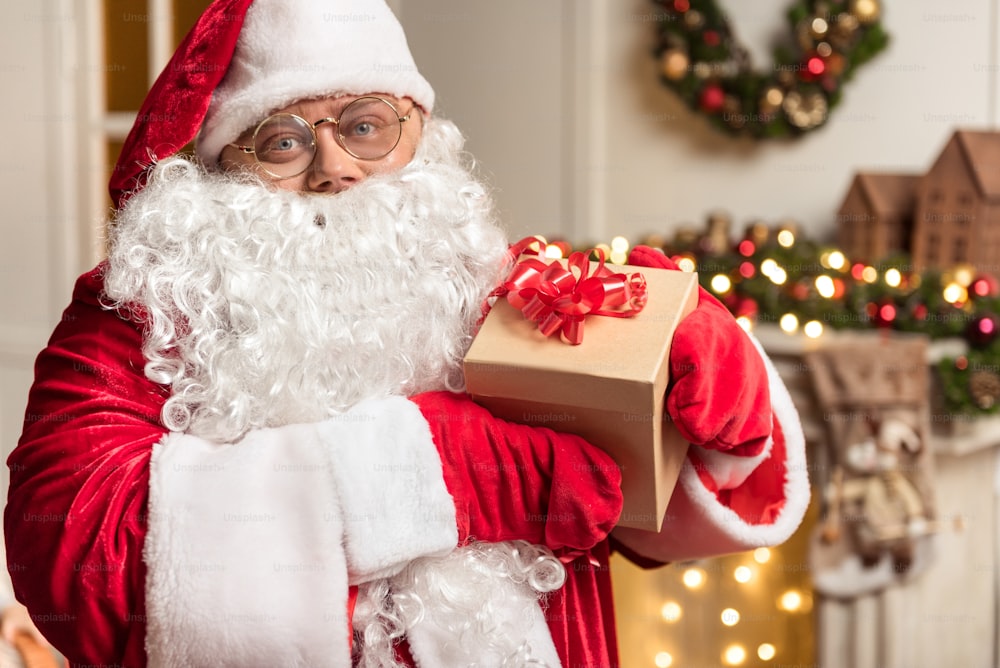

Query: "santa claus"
<box><xmin>5</xmin><ymin>1</ymin><xmax>809</xmax><ymax>666</ymax></box>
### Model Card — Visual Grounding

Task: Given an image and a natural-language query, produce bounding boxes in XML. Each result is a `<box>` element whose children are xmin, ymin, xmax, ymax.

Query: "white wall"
<box><xmin>401</xmin><ymin>0</ymin><xmax>1000</xmax><ymax>245</ymax></box>
<box><xmin>0</xmin><ymin>0</ymin><xmax>89</xmax><ymax>594</ymax></box>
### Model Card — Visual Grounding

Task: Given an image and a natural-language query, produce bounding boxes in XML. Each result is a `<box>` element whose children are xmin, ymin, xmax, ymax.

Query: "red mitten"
<box><xmin>628</xmin><ymin>245</ymin><xmax>771</xmax><ymax>456</ymax></box>
<box><xmin>409</xmin><ymin>390</ymin><xmax>623</xmax><ymax>553</ymax></box>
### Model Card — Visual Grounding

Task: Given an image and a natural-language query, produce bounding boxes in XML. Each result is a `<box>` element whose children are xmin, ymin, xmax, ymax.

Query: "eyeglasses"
<box><xmin>227</xmin><ymin>96</ymin><xmax>413</xmax><ymax>179</ymax></box>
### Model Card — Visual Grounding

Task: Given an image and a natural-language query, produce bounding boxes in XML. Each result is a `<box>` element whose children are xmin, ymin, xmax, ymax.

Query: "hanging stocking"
<box><xmin>805</xmin><ymin>336</ymin><xmax>943</xmax><ymax>598</ymax></box>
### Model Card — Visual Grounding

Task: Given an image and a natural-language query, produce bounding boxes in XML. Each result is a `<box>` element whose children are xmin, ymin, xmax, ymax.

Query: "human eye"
<box><xmin>257</xmin><ymin>132</ymin><xmax>309</xmax><ymax>162</ymax></box>
<box><xmin>342</xmin><ymin>116</ymin><xmax>388</xmax><ymax>140</ymax></box>
<box><xmin>252</xmin><ymin>115</ymin><xmax>312</xmax><ymax>163</ymax></box>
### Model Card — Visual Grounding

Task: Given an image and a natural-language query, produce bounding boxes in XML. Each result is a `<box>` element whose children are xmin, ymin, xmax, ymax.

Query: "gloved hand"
<box><xmin>628</xmin><ymin>245</ymin><xmax>772</xmax><ymax>456</ymax></box>
<box><xmin>409</xmin><ymin>390</ymin><xmax>623</xmax><ymax>552</ymax></box>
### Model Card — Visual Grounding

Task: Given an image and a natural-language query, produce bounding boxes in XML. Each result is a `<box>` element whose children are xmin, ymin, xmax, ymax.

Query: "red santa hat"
<box><xmin>109</xmin><ymin>0</ymin><xmax>435</xmax><ymax>209</ymax></box>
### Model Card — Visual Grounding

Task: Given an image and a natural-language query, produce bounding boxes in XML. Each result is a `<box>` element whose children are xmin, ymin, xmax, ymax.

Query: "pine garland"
<box><xmin>555</xmin><ymin>226</ymin><xmax>1000</xmax><ymax>418</ymax></box>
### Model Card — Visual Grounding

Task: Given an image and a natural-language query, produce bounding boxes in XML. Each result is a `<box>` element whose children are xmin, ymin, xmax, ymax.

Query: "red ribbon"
<box><xmin>497</xmin><ymin>238</ymin><xmax>648</xmax><ymax>345</ymax></box>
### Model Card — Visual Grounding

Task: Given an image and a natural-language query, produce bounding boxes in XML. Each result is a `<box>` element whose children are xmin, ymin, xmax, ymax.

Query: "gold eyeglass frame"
<box><xmin>227</xmin><ymin>96</ymin><xmax>413</xmax><ymax>180</ymax></box>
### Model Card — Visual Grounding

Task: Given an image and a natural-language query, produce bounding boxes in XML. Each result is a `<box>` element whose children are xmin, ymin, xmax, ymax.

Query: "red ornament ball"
<box><xmin>867</xmin><ymin>301</ymin><xmax>896</xmax><ymax>327</ymax></box>
<box><xmin>807</xmin><ymin>56</ymin><xmax>826</xmax><ymax>76</ymax></box>
<box><xmin>971</xmin><ymin>274</ymin><xmax>1000</xmax><ymax>298</ymax></box>
<box><xmin>699</xmin><ymin>84</ymin><xmax>725</xmax><ymax>113</ymax></box>
<box><xmin>703</xmin><ymin>30</ymin><xmax>721</xmax><ymax>47</ymax></box>
<box><xmin>968</xmin><ymin>313</ymin><xmax>1000</xmax><ymax>346</ymax></box>
<box><xmin>877</xmin><ymin>303</ymin><xmax>897</xmax><ymax>326</ymax></box>
<box><xmin>733</xmin><ymin>296</ymin><xmax>758</xmax><ymax>319</ymax></box>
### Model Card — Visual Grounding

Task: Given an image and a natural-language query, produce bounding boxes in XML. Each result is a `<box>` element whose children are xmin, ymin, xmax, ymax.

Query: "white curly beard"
<box><xmin>104</xmin><ymin>117</ymin><xmax>566</xmax><ymax>666</ymax></box>
<box><xmin>104</xmin><ymin>117</ymin><xmax>511</xmax><ymax>443</ymax></box>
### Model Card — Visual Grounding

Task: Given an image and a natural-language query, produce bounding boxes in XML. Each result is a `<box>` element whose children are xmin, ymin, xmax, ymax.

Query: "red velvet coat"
<box><xmin>6</xmin><ymin>265</ymin><xmax>808</xmax><ymax>667</ymax></box>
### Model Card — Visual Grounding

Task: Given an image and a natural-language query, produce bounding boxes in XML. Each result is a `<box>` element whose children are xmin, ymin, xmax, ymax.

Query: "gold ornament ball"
<box><xmin>970</xmin><ymin>370</ymin><xmax>1000</xmax><ymax>410</ymax></box>
<box><xmin>759</xmin><ymin>86</ymin><xmax>785</xmax><ymax>115</ymax></box>
<box><xmin>684</xmin><ymin>9</ymin><xmax>705</xmax><ymax>29</ymax></box>
<box><xmin>851</xmin><ymin>0</ymin><xmax>880</xmax><ymax>24</ymax></box>
<box><xmin>783</xmin><ymin>90</ymin><xmax>829</xmax><ymax>129</ymax></box>
<box><xmin>661</xmin><ymin>49</ymin><xmax>690</xmax><ymax>80</ymax></box>
<box><xmin>810</xmin><ymin>17</ymin><xmax>830</xmax><ymax>39</ymax></box>
<box><xmin>834</xmin><ymin>13</ymin><xmax>860</xmax><ymax>36</ymax></box>
<box><xmin>693</xmin><ymin>62</ymin><xmax>713</xmax><ymax>80</ymax></box>
<box><xmin>776</xmin><ymin>69</ymin><xmax>797</xmax><ymax>87</ymax></box>
<box><xmin>824</xmin><ymin>52</ymin><xmax>846</xmax><ymax>76</ymax></box>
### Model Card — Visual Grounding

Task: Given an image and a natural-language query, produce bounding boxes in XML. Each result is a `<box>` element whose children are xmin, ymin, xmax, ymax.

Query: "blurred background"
<box><xmin>1</xmin><ymin>1</ymin><xmax>998</xmax><ymax>667</ymax></box>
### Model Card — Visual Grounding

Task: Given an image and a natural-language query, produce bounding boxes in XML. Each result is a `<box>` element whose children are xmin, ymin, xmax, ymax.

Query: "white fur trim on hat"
<box><xmin>196</xmin><ymin>0</ymin><xmax>435</xmax><ymax>167</ymax></box>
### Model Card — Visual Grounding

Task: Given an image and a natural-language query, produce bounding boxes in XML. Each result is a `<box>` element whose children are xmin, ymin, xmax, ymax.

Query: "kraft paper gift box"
<box><xmin>463</xmin><ymin>259</ymin><xmax>699</xmax><ymax>531</ymax></box>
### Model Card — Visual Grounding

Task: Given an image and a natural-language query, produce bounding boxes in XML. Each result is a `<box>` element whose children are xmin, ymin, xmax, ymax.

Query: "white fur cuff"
<box><xmin>611</xmin><ymin>334</ymin><xmax>809</xmax><ymax>562</ymax></box>
<box><xmin>145</xmin><ymin>426</ymin><xmax>351</xmax><ymax>667</ymax></box>
<box><xmin>692</xmin><ymin>436</ymin><xmax>773</xmax><ymax>490</ymax></box>
<box><xmin>318</xmin><ymin>396</ymin><xmax>458</xmax><ymax>584</ymax></box>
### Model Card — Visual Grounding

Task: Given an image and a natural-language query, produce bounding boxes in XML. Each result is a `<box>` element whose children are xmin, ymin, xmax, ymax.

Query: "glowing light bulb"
<box><xmin>777</xmin><ymin>229</ymin><xmax>795</xmax><ymax>247</ymax></box>
<box><xmin>525</xmin><ymin>236</ymin><xmax>547</xmax><ymax>252</ymax></box>
<box><xmin>609</xmin><ymin>237</ymin><xmax>629</xmax><ymax>265</ymax></box>
<box><xmin>544</xmin><ymin>244</ymin><xmax>564</xmax><ymax>259</ymax></box>
<box><xmin>676</xmin><ymin>256</ymin><xmax>697</xmax><ymax>273</ymax></box>
<box><xmin>769</xmin><ymin>267</ymin><xmax>788</xmax><ymax>285</ymax></box>
<box><xmin>861</xmin><ymin>266</ymin><xmax>878</xmax><ymax>284</ymax></box>
<box><xmin>758</xmin><ymin>643</ymin><xmax>777</xmax><ymax>661</ymax></box>
<box><xmin>760</xmin><ymin>258</ymin><xmax>777</xmax><ymax>277</ymax></box>
<box><xmin>734</xmin><ymin>566</ymin><xmax>752</xmax><ymax>583</ymax></box>
<box><xmin>682</xmin><ymin>568</ymin><xmax>706</xmax><ymax>589</ymax></box>
<box><xmin>753</xmin><ymin>547</ymin><xmax>771</xmax><ymax>564</ymax></box>
<box><xmin>722</xmin><ymin>644</ymin><xmax>747</xmax><ymax>666</ymax></box>
<box><xmin>736</xmin><ymin>315</ymin><xmax>753</xmax><ymax>332</ymax></box>
<box><xmin>779</xmin><ymin>313</ymin><xmax>799</xmax><ymax>333</ymax></box>
<box><xmin>721</xmin><ymin>608</ymin><xmax>740</xmax><ymax>626</ymax></box>
<box><xmin>815</xmin><ymin>275</ymin><xmax>836</xmax><ymax>298</ymax></box>
<box><xmin>660</xmin><ymin>601</ymin><xmax>682</xmax><ymax>623</ymax></box>
<box><xmin>884</xmin><ymin>268</ymin><xmax>902</xmax><ymax>287</ymax></box>
<box><xmin>954</xmin><ymin>265</ymin><xmax>975</xmax><ymax>287</ymax></box>
<box><xmin>943</xmin><ymin>282</ymin><xmax>966</xmax><ymax>304</ymax></box>
<box><xmin>654</xmin><ymin>651</ymin><xmax>674</xmax><ymax>668</ymax></box>
<box><xmin>803</xmin><ymin>320</ymin><xmax>824</xmax><ymax>338</ymax></box>
<box><xmin>827</xmin><ymin>250</ymin><xmax>846</xmax><ymax>270</ymax></box>
<box><xmin>711</xmin><ymin>274</ymin><xmax>733</xmax><ymax>294</ymax></box>
<box><xmin>778</xmin><ymin>589</ymin><xmax>803</xmax><ymax>612</ymax></box>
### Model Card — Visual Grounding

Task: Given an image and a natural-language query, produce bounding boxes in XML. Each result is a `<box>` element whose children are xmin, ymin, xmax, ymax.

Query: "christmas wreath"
<box><xmin>650</xmin><ymin>0</ymin><xmax>889</xmax><ymax>138</ymax></box>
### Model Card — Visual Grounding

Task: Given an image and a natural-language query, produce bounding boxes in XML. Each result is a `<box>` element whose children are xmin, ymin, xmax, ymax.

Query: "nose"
<box><xmin>305</xmin><ymin>133</ymin><xmax>366</xmax><ymax>194</ymax></box>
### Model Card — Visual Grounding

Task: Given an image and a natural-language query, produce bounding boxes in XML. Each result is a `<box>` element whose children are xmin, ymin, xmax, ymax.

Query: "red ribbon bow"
<box><xmin>498</xmin><ymin>239</ymin><xmax>648</xmax><ymax>345</ymax></box>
